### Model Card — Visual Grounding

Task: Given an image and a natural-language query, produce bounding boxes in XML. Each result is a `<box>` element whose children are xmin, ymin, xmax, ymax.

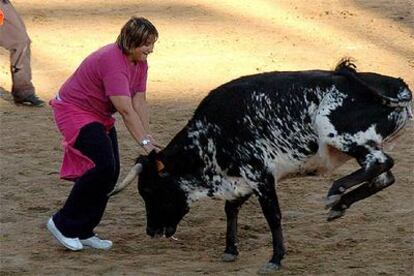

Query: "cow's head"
<box><xmin>136</xmin><ymin>151</ymin><xmax>189</xmax><ymax>238</ymax></box>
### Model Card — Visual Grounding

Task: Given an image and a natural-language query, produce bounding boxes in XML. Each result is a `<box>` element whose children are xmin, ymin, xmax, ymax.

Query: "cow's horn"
<box><xmin>107</xmin><ymin>163</ymin><xmax>143</xmax><ymax>197</ymax></box>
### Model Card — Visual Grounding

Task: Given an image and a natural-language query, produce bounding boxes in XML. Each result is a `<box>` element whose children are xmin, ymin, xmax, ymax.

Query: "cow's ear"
<box><xmin>154</xmin><ymin>151</ymin><xmax>168</xmax><ymax>175</ymax></box>
<box><xmin>156</xmin><ymin>160</ymin><xmax>165</xmax><ymax>172</ymax></box>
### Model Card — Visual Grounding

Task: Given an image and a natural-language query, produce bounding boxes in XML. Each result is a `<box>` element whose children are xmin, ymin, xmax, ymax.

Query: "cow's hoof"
<box><xmin>327</xmin><ymin>208</ymin><xmax>346</xmax><ymax>221</ymax></box>
<box><xmin>257</xmin><ymin>262</ymin><xmax>281</xmax><ymax>274</ymax></box>
<box><xmin>325</xmin><ymin>194</ymin><xmax>342</xmax><ymax>209</ymax></box>
<box><xmin>222</xmin><ymin>253</ymin><xmax>237</xmax><ymax>262</ymax></box>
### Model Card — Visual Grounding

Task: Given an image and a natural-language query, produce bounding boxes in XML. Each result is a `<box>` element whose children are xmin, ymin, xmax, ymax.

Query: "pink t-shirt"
<box><xmin>59</xmin><ymin>43</ymin><xmax>148</xmax><ymax>117</ymax></box>
<box><xmin>52</xmin><ymin>43</ymin><xmax>148</xmax><ymax>180</ymax></box>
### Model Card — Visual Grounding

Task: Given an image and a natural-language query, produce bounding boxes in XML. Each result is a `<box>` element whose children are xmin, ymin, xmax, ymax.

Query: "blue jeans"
<box><xmin>53</xmin><ymin>122</ymin><xmax>120</xmax><ymax>239</ymax></box>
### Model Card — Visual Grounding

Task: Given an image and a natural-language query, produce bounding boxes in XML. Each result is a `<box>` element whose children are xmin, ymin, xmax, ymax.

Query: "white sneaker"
<box><xmin>47</xmin><ymin>217</ymin><xmax>83</xmax><ymax>251</ymax></box>
<box><xmin>80</xmin><ymin>235</ymin><xmax>113</xmax><ymax>250</ymax></box>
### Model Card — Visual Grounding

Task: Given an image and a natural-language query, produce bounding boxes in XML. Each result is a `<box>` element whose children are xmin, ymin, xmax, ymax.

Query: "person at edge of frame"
<box><xmin>0</xmin><ymin>0</ymin><xmax>44</xmax><ymax>106</ymax></box>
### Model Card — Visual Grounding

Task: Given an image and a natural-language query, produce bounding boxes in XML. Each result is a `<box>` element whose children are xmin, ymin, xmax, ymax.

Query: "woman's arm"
<box><xmin>132</xmin><ymin>92</ymin><xmax>163</xmax><ymax>149</ymax></box>
<box><xmin>110</xmin><ymin>95</ymin><xmax>156</xmax><ymax>153</ymax></box>
<box><xmin>132</xmin><ymin>92</ymin><xmax>150</xmax><ymax>132</ymax></box>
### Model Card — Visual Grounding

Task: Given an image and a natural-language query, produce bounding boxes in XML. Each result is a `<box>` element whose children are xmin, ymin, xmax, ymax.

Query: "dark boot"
<box><xmin>14</xmin><ymin>94</ymin><xmax>44</xmax><ymax>107</ymax></box>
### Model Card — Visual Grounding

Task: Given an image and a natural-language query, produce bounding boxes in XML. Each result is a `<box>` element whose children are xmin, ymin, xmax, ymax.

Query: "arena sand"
<box><xmin>1</xmin><ymin>0</ymin><xmax>413</xmax><ymax>275</ymax></box>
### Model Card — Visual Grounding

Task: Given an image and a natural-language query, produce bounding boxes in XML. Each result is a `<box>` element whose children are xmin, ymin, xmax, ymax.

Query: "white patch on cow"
<box><xmin>342</xmin><ymin>125</ymin><xmax>383</xmax><ymax>146</ymax></box>
<box><xmin>364</xmin><ymin>150</ymin><xmax>388</xmax><ymax>168</ymax></box>
<box><xmin>406</xmin><ymin>105</ymin><xmax>413</xmax><ymax>119</ymax></box>
<box><xmin>315</xmin><ymin>86</ymin><xmax>347</xmax><ymax>148</ymax></box>
<box><xmin>213</xmin><ymin>176</ymin><xmax>255</xmax><ymax>200</ymax></box>
<box><xmin>229</xmin><ymin>177</ymin><xmax>256</xmax><ymax>196</ymax></box>
<box><xmin>398</xmin><ymin>88</ymin><xmax>411</xmax><ymax>100</ymax></box>
<box><xmin>385</xmin><ymin>108</ymin><xmax>411</xmax><ymax>145</ymax></box>
<box><xmin>307</xmin><ymin>100</ymin><xmax>318</xmax><ymax>112</ymax></box>
<box><xmin>179</xmin><ymin>178</ymin><xmax>210</xmax><ymax>205</ymax></box>
<box><xmin>179</xmin><ymin>174</ymin><xmax>256</xmax><ymax>203</ymax></box>
<box><xmin>372</xmin><ymin>172</ymin><xmax>391</xmax><ymax>188</ymax></box>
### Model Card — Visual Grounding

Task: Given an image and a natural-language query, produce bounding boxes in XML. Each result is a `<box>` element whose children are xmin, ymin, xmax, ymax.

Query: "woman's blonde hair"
<box><xmin>116</xmin><ymin>17</ymin><xmax>158</xmax><ymax>56</ymax></box>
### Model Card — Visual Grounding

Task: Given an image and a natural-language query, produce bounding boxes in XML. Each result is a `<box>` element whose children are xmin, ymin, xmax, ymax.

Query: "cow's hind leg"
<box><xmin>327</xmin><ymin>170</ymin><xmax>395</xmax><ymax>221</ymax></box>
<box><xmin>325</xmin><ymin>147</ymin><xmax>394</xmax><ymax>209</ymax></box>
<box><xmin>256</xmin><ymin>174</ymin><xmax>285</xmax><ymax>273</ymax></box>
<box><xmin>222</xmin><ymin>194</ymin><xmax>251</xmax><ymax>262</ymax></box>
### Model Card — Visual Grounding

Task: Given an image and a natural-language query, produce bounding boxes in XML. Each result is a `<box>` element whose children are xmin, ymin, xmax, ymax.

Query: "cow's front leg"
<box><xmin>257</xmin><ymin>176</ymin><xmax>285</xmax><ymax>273</ymax></box>
<box><xmin>328</xmin><ymin>170</ymin><xmax>395</xmax><ymax>221</ymax></box>
<box><xmin>222</xmin><ymin>194</ymin><xmax>251</xmax><ymax>262</ymax></box>
<box><xmin>326</xmin><ymin>148</ymin><xmax>394</xmax><ymax>208</ymax></box>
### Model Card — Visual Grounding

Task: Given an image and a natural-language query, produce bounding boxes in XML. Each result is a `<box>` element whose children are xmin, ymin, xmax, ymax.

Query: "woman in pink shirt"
<box><xmin>47</xmin><ymin>17</ymin><xmax>161</xmax><ymax>251</ymax></box>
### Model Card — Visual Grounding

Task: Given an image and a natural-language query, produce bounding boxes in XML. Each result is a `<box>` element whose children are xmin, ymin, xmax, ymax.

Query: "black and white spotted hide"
<box><xmin>133</xmin><ymin>59</ymin><xmax>412</xmax><ymax>272</ymax></box>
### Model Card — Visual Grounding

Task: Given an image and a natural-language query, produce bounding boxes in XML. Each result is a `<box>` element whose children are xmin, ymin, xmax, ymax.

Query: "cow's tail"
<box><xmin>334</xmin><ymin>57</ymin><xmax>410</xmax><ymax>107</ymax></box>
<box><xmin>334</xmin><ymin>57</ymin><xmax>357</xmax><ymax>73</ymax></box>
<box><xmin>107</xmin><ymin>163</ymin><xmax>143</xmax><ymax>197</ymax></box>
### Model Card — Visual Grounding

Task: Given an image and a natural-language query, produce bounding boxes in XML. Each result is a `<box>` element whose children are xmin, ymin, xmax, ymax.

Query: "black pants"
<box><xmin>53</xmin><ymin>122</ymin><xmax>120</xmax><ymax>239</ymax></box>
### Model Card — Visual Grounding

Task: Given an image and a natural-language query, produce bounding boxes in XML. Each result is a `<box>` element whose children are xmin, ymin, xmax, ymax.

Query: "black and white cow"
<box><xmin>110</xmin><ymin>59</ymin><xmax>412</xmax><ymax>273</ymax></box>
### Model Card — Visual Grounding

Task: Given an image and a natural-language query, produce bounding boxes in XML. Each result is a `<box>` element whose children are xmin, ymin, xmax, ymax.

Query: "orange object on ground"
<box><xmin>0</xmin><ymin>10</ymin><xmax>4</xmax><ymax>25</ymax></box>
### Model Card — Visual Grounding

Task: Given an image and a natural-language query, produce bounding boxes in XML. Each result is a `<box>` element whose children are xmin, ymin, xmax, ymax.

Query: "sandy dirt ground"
<box><xmin>0</xmin><ymin>0</ymin><xmax>413</xmax><ymax>275</ymax></box>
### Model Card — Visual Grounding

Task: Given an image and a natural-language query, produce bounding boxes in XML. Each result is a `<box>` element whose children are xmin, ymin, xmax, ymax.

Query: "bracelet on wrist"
<box><xmin>139</xmin><ymin>138</ymin><xmax>152</xmax><ymax>147</ymax></box>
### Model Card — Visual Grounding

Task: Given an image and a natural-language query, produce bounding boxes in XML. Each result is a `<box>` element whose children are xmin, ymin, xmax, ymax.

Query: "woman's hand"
<box><xmin>147</xmin><ymin>135</ymin><xmax>164</xmax><ymax>150</ymax></box>
<box><xmin>140</xmin><ymin>135</ymin><xmax>162</xmax><ymax>153</ymax></box>
<box><xmin>142</xmin><ymin>143</ymin><xmax>157</xmax><ymax>154</ymax></box>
